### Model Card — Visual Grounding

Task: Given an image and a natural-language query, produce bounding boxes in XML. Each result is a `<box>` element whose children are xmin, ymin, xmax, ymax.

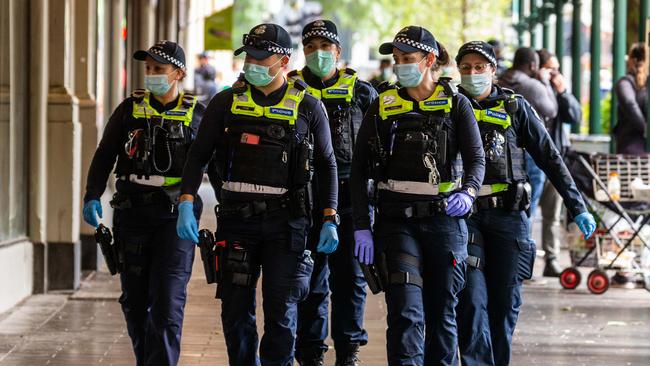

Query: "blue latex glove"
<box><xmin>83</xmin><ymin>200</ymin><xmax>103</xmax><ymax>228</ymax></box>
<box><xmin>354</xmin><ymin>229</ymin><xmax>374</xmax><ymax>265</ymax></box>
<box><xmin>176</xmin><ymin>201</ymin><xmax>199</xmax><ymax>243</ymax></box>
<box><xmin>445</xmin><ymin>191</ymin><xmax>474</xmax><ymax>217</ymax></box>
<box><xmin>575</xmin><ymin>212</ymin><xmax>597</xmax><ymax>239</ymax></box>
<box><xmin>316</xmin><ymin>222</ymin><xmax>339</xmax><ymax>254</ymax></box>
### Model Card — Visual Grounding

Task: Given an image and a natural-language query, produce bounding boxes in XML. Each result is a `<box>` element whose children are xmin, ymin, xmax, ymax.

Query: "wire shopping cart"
<box><xmin>560</xmin><ymin>151</ymin><xmax>650</xmax><ymax>294</ymax></box>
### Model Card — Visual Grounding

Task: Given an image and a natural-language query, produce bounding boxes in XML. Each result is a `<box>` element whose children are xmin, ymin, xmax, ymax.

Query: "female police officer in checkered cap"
<box><xmin>349</xmin><ymin>26</ymin><xmax>486</xmax><ymax>365</ymax></box>
<box><xmin>454</xmin><ymin>40</ymin><xmax>595</xmax><ymax>366</ymax></box>
<box><xmin>82</xmin><ymin>40</ymin><xmax>205</xmax><ymax>365</ymax></box>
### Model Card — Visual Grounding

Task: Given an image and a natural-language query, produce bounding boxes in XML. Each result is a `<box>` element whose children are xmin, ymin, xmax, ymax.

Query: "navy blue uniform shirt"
<box><xmin>298</xmin><ymin>67</ymin><xmax>378</xmax><ymax>213</ymax></box>
<box><xmin>84</xmin><ymin>92</ymin><xmax>205</xmax><ymax>203</ymax></box>
<box><xmin>462</xmin><ymin>85</ymin><xmax>587</xmax><ymax>217</ymax></box>
<box><xmin>180</xmin><ymin>79</ymin><xmax>338</xmax><ymax>210</ymax></box>
<box><xmin>350</xmin><ymin>85</ymin><xmax>486</xmax><ymax>230</ymax></box>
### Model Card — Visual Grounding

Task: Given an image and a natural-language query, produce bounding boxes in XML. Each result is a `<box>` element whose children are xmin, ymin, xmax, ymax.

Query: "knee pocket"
<box><xmin>516</xmin><ymin>238</ymin><xmax>536</xmax><ymax>282</ymax></box>
<box><xmin>119</xmin><ymin>233</ymin><xmax>149</xmax><ymax>277</ymax></box>
<box><xmin>287</xmin><ymin>251</ymin><xmax>314</xmax><ymax>302</ymax></box>
<box><xmin>289</xmin><ymin>217</ymin><xmax>309</xmax><ymax>252</ymax></box>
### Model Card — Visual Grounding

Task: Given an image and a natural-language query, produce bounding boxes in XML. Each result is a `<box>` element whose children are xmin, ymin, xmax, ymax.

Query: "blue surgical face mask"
<box><xmin>243</xmin><ymin>57</ymin><xmax>283</xmax><ymax>87</ymax></box>
<box><xmin>144</xmin><ymin>73</ymin><xmax>175</xmax><ymax>96</ymax></box>
<box><xmin>393</xmin><ymin>57</ymin><xmax>426</xmax><ymax>88</ymax></box>
<box><xmin>306</xmin><ymin>50</ymin><xmax>336</xmax><ymax>77</ymax></box>
<box><xmin>460</xmin><ymin>72</ymin><xmax>493</xmax><ymax>97</ymax></box>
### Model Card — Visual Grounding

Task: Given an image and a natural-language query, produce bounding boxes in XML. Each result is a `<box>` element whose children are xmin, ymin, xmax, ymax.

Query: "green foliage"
<box><xmin>601</xmin><ymin>92</ymin><xmax>612</xmax><ymax>133</ymax></box>
<box><xmin>317</xmin><ymin>0</ymin><xmax>513</xmax><ymax>54</ymax></box>
<box><xmin>581</xmin><ymin>92</ymin><xmax>613</xmax><ymax>134</ymax></box>
<box><xmin>233</xmin><ymin>0</ymin><xmax>268</xmax><ymax>48</ymax></box>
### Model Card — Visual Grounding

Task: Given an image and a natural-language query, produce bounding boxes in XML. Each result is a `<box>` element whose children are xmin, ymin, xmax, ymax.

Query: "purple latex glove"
<box><xmin>354</xmin><ymin>229</ymin><xmax>374</xmax><ymax>265</ymax></box>
<box><xmin>445</xmin><ymin>191</ymin><xmax>474</xmax><ymax>217</ymax></box>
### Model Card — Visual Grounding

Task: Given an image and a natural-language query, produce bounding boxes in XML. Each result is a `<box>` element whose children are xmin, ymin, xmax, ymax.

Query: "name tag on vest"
<box><xmin>326</xmin><ymin>89</ymin><xmax>349</xmax><ymax>95</ymax></box>
<box><xmin>423</xmin><ymin>99</ymin><xmax>448</xmax><ymax>106</ymax></box>
<box><xmin>486</xmin><ymin>109</ymin><xmax>508</xmax><ymax>120</ymax></box>
<box><xmin>269</xmin><ymin>107</ymin><xmax>294</xmax><ymax>116</ymax></box>
<box><xmin>165</xmin><ymin>110</ymin><xmax>188</xmax><ymax>116</ymax></box>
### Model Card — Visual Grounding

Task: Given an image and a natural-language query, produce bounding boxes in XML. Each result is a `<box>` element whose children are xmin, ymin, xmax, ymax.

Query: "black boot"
<box><xmin>296</xmin><ymin>348</ymin><xmax>325</xmax><ymax>366</ymax></box>
<box><xmin>543</xmin><ymin>259</ymin><xmax>562</xmax><ymax>277</ymax></box>
<box><xmin>335</xmin><ymin>343</ymin><xmax>360</xmax><ymax>366</ymax></box>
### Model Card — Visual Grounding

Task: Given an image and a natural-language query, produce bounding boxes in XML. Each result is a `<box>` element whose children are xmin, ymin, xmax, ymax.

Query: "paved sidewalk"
<box><xmin>1</xmin><ymin>186</ymin><xmax>649</xmax><ymax>365</ymax></box>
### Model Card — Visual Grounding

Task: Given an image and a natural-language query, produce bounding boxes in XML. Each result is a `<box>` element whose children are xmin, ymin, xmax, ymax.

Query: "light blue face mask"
<box><xmin>393</xmin><ymin>57</ymin><xmax>426</xmax><ymax>88</ymax></box>
<box><xmin>243</xmin><ymin>57</ymin><xmax>283</xmax><ymax>87</ymax></box>
<box><xmin>144</xmin><ymin>73</ymin><xmax>174</xmax><ymax>96</ymax></box>
<box><xmin>306</xmin><ymin>50</ymin><xmax>336</xmax><ymax>77</ymax></box>
<box><xmin>460</xmin><ymin>72</ymin><xmax>493</xmax><ymax>97</ymax></box>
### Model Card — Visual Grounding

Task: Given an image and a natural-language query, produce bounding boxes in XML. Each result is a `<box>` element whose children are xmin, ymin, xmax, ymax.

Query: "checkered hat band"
<box><xmin>303</xmin><ymin>29</ymin><xmax>340</xmax><ymax>43</ymax></box>
<box><xmin>394</xmin><ymin>37</ymin><xmax>439</xmax><ymax>56</ymax></box>
<box><xmin>467</xmin><ymin>48</ymin><xmax>497</xmax><ymax>66</ymax></box>
<box><xmin>268</xmin><ymin>46</ymin><xmax>292</xmax><ymax>55</ymax></box>
<box><xmin>150</xmin><ymin>48</ymin><xmax>185</xmax><ymax>69</ymax></box>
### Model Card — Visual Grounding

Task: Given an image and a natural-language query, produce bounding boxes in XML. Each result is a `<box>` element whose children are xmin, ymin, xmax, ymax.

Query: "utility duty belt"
<box><xmin>378</xmin><ymin>199</ymin><xmax>448</xmax><ymax>219</ymax></box>
<box><xmin>110</xmin><ymin>191</ymin><xmax>174</xmax><ymax>211</ymax></box>
<box><xmin>218</xmin><ymin>196</ymin><xmax>290</xmax><ymax>218</ymax></box>
<box><xmin>473</xmin><ymin>181</ymin><xmax>531</xmax><ymax>212</ymax></box>
<box><xmin>218</xmin><ymin>188</ymin><xmax>310</xmax><ymax>219</ymax></box>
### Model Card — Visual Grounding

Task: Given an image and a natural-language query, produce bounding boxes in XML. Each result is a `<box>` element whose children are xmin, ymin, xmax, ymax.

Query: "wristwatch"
<box><xmin>323</xmin><ymin>213</ymin><xmax>341</xmax><ymax>226</ymax></box>
<box><xmin>465</xmin><ymin>187</ymin><xmax>477</xmax><ymax>199</ymax></box>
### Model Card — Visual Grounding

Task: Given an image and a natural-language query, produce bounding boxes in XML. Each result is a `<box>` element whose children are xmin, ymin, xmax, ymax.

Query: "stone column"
<box><xmin>126</xmin><ymin>0</ymin><xmax>156</xmax><ymax>93</ymax></box>
<box><xmin>29</xmin><ymin>0</ymin><xmax>50</xmax><ymax>293</ymax></box>
<box><xmin>46</xmin><ymin>0</ymin><xmax>82</xmax><ymax>290</ymax></box>
<box><xmin>157</xmin><ymin>0</ymin><xmax>178</xmax><ymax>42</ymax></box>
<box><xmin>0</xmin><ymin>1</ymin><xmax>11</xmax><ymax>239</ymax></box>
<box><xmin>75</xmin><ymin>0</ymin><xmax>100</xmax><ymax>271</ymax></box>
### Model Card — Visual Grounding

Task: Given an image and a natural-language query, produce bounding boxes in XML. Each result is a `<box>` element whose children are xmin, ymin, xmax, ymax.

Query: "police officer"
<box><xmin>82</xmin><ymin>41</ymin><xmax>204</xmax><ymax>365</ymax></box>
<box><xmin>350</xmin><ymin>26</ymin><xmax>486</xmax><ymax>366</ymax></box>
<box><xmin>287</xmin><ymin>20</ymin><xmax>378</xmax><ymax>366</ymax></box>
<box><xmin>176</xmin><ymin>24</ymin><xmax>339</xmax><ymax>366</ymax></box>
<box><xmin>453</xmin><ymin>41</ymin><xmax>597</xmax><ymax>366</ymax></box>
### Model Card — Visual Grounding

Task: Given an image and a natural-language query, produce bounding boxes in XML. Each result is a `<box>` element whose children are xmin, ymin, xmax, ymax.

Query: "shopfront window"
<box><xmin>0</xmin><ymin>0</ymin><xmax>28</xmax><ymax>243</ymax></box>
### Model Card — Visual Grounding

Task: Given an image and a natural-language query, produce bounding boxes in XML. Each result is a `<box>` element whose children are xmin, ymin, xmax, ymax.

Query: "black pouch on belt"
<box><xmin>503</xmin><ymin>182</ymin><xmax>532</xmax><ymax>211</ymax></box>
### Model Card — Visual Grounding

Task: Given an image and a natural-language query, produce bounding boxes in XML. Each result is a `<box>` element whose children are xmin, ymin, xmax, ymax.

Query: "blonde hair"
<box><xmin>627</xmin><ymin>42</ymin><xmax>647</xmax><ymax>89</ymax></box>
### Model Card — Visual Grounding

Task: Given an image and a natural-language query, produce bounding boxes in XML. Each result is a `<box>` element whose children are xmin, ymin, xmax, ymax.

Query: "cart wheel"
<box><xmin>587</xmin><ymin>270</ymin><xmax>610</xmax><ymax>295</ymax></box>
<box><xmin>560</xmin><ymin>267</ymin><xmax>581</xmax><ymax>290</ymax></box>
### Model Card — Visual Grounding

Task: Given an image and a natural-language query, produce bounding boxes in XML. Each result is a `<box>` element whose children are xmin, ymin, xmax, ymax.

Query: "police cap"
<box><xmin>134</xmin><ymin>40</ymin><xmax>186</xmax><ymax>70</ymax></box>
<box><xmin>302</xmin><ymin>19</ymin><xmax>340</xmax><ymax>45</ymax></box>
<box><xmin>456</xmin><ymin>41</ymin><xmax>498</xmax><ymax>68</ymax></box>
<box><xmin>379</xmin><ymin>26</ymin><xmax>440</xmax><ymax>56</ymax></box>
<box><xmin>234</xmin><ymin>23</ymin><xmax>293</xmax><ymax>60</ymax></box>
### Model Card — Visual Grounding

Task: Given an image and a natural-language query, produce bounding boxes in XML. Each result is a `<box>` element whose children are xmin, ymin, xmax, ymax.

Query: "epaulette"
<box><xmin>292</xmin><ymin>78</ymin><xmax>307</xmax><ymax>91</ymax></box>
<box><xmin>131</xmin><ymin>88</ymin><xmax>147</xmax><ymax>102</ymax></box>
<box><xmin>343</xmin><ymin>67</ymin><xmax>357</xmax><ymax>75</ymax></box>
<box><xmin>287</xmin><ymin>70</ymin><xmax>300</xmax><ymax>78</ymax></box>
<box><xmin>486</xmin><ymin>87</ymin><xmax>520</xmax><ymax>115</ymax></box>
<box><xmin>377</xmin><ymin>81</ymin><xmax>397</xmax><ymax>93</ymax></box>
<box><xmin>438</xmin><ymin>77</ymin><xmax>458</xmax><ymax>96</ymax></box>
<box><xmin>492</xmin><ymin>87</ymin><xmax>519</xmax><ymax>115</ymax></box>
<box><xmin>181</xmin><ymin>92</ymin><xmax>195</xmax><ymax>108</ymax></box>
<box><xmin>231</xmin><ymin>77</ymin><xmax>248</xmax><ymax>94</ymax></box>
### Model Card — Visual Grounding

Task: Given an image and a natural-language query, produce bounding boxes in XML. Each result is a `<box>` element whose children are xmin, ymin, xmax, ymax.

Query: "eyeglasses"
<box><xmin>458</xmin><ymin>63</ymin><xmax>492</xmax><ymax>73</ymax></box>
<box><xmin>242</xmin><ymin>34</ymin><xmax>286</xmax><ymax>53</ymax></box>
